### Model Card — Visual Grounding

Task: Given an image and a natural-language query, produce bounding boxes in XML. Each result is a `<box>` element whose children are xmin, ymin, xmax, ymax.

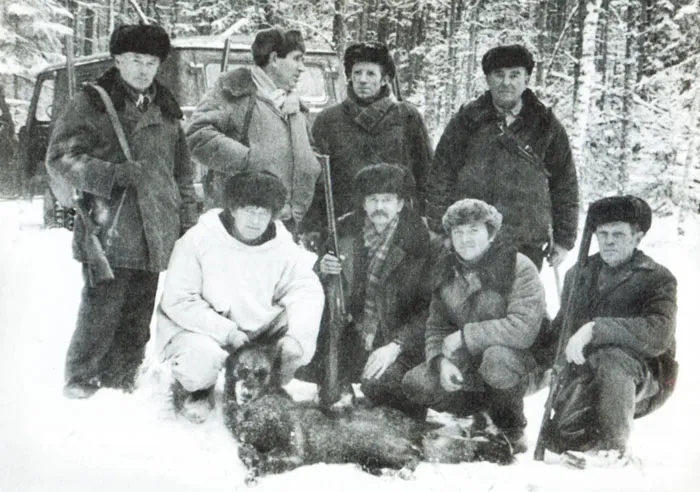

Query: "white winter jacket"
<box><xmin>155</xmin><ymin>209</ymin><xmax>324</xmax><ymax>364</ymax></box>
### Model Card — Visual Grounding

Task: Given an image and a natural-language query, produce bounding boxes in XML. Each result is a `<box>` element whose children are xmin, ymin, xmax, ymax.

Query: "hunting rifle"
<box><xmin>318</xmin><ymin>153</ymin><xmax>347</xmax><ymax>407</ymax></box>
<box><xmin>533</xmin><ymin>213</ymin><xmax>594</xmax><ymax>461</ymax></box>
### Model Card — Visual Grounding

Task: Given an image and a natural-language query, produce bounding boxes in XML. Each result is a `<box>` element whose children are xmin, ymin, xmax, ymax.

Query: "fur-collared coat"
<box><xmin>425</xmin><ymin>89</ymin><xmax>578</xmax><ymax>250</ymax></box>
<box><xmin>46</xmin><ymin>67</ymin><xmax>197</xmax><ymax>272</ymax></box>
<box><xmin>552</xmin><ymin>250</ymin><xmax>677</xmax><ymax>406</ymax></box>
<box><xmin>324</xmin><ymin>207</ymin><xmax>433</xmax><ymax>359</ymax></box>
<box><xmin>425</xmin><ymin>242</ymin><xmax>546</xmax><ymax>365</ymax></box>
<box><xmin>306</xmin><ymin>87</ymin><xmax>433</xmax><ymax>230</ymax></box>
<box><xmin>185</xmin><ymin>67</ymin><xmax>318</xmax><ymax>214</ymax></box>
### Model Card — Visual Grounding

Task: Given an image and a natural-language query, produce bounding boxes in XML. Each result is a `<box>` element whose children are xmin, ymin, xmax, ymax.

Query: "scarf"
<box><xmin>119</xmin><ymin>76</ymin><xmax>156</xmax><ymax>113</ymax></box>
<box><xmin>251</xmin><ymin>67</ymin><xmax>320</xmax><ymax>223</ymax></box>
<box><xmin>345</xmin><ymin>85</ymin><xmax>396</xmax><ymax>132</ymax></box>
<box><xmin>360</xmin><ymin>215</ymin><xmax>400</xmax><ymax>350</ymax></box>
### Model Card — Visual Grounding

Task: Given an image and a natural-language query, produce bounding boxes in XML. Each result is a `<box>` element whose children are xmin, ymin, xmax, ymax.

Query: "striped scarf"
<box><xmin>360</xmin><ymin>215</ymin><xmax>400</xmax><ymax>350</ymax></box>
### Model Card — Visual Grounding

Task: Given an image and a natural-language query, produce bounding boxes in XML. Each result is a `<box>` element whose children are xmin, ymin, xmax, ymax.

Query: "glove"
<box><xmin>225</xmin><ymin>328</ymin><xmax>249</xmax><ymax>350</ymax></box>
<box><xmin>113</xmin><ymin>161</ymin><xmax>143</xmax><ymax>187</ymax></box>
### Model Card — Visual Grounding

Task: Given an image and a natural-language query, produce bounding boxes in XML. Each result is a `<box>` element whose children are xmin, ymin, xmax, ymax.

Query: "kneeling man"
<box><xmin>554</xmin><ymin>195</ymin><xmax>677</xmax><ymax>463</ymax></box>
<box><xmin>305</xmin><ymin>163</ymin><xmax>433</xmax><ymax>418</ymax></box>
<box><xmin>402</xmin><ymin>199</ymin><xmax>546</xmax><ymax>453</ymax></box>
<box><xmin>156</xmin><ymin>171</ymin><xmax>324</xmax><ymax>422</ymax></box>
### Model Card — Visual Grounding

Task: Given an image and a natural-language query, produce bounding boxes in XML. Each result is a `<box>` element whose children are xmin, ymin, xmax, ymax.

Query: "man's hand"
<box><xmin>439</xmin><ymin>357</ymin><xmax>464</xmax><ymax>392</ymax></box>
<box><xmin>441</xmin><ymin>330</ymin><xmax>464</xmax><ymax>360</ymax></box>
<box><xmin>565</xmin><ymin>321</ymin><xmax>594</xmax><ymax>365</ymax></box>
<box><xmin>225</xmin><ymin>328</ymin><xmax>249</xmax><ymax>350</ymax></box>
<box><xmin>548</xmin><ymin>243</ymin><xmax>569</xmax><ymax>268</ymax></box>
<box><xmin>362</xmin><ymin>342</ymin><xmax>401</xmax><ymax>380</ymax></box>
<box><xmin>319</xmin><ymin>253</ymin><xmax>343</xmax><ymax>275</ymax></box>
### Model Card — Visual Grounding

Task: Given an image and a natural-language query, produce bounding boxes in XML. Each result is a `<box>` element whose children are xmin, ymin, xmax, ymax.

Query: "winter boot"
<box><xmin>487</xmin><ymin>384</ymin><xmax>528</xmax><ymax>454</ymax></box>
<box><xmin>63</xmin><ymin>377</ymin><xmax>101</xmax><ymax>399</ymax></box>
<box><xmin>171</xmin><ymin>380</ymin><xmax>215</xmax><ymax>424</ymax></box>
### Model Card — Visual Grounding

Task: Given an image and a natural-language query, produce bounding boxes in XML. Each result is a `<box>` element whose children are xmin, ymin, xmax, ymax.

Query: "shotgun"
<box><xmin>74</xmin><ymin>197</ymin><xmax>115</xmax><ymax>287</ymax></box>
<box><xmin>533</xmin><ymin>215</ymin><xmax>594</xmax><ymax>461</ymax></box>
<box><xmin>317</xmin><ymin>153</ymin><xmax>347</xmax><ymax>407</ymax></box>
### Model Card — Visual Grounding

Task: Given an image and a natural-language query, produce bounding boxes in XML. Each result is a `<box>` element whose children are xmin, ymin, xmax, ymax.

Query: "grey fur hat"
<box><xmin>442</xmin><ymin>198</ymin><xmax>503</xmax><ymax>235</ymax></box>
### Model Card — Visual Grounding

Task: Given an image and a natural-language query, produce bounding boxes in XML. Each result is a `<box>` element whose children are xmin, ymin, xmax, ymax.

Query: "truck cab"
<box><xmin>16</xmin><ymin>34</ymin><xmax>345</xmax><ymax>225</ymax></box>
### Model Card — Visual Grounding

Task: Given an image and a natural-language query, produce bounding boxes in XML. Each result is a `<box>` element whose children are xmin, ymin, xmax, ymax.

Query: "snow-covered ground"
<box><xmin>1</xmin><ymin>198</ymin><xmax>699</xmax><ymax>492</ymax></box>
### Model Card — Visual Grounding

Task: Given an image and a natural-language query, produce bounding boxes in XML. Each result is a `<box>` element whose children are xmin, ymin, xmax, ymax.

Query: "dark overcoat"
<box><xmin>425</xmin><ymin>89</ymin><xmax>578</xmax><ymax>250</ymax></box>
<box><xmin>46</xmin><ymin>67</ymin><xmax>197</xmax><ymax>272</ymax></box>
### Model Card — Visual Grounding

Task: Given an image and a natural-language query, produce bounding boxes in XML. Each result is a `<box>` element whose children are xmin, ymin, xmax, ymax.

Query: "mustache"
<box><xmin>370</xmin><ymin>211</ymin><xmax>389</xmax><ymax>218</ymax></box>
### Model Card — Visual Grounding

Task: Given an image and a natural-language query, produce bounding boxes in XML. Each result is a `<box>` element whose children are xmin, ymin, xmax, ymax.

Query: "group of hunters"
<box><xmin>46</xmin><ymin>23</ymin><xmax>678</xmax><ymax>466</ymax></box>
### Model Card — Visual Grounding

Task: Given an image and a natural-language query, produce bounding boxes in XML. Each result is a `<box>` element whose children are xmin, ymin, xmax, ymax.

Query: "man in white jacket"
<box><xmin>156</xmin><ymin>171</ymin><xmax>324</xmax><ymax>422</ymax></box>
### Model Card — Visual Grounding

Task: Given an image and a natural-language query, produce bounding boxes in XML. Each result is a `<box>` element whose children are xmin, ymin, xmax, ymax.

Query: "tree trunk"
<box><xmin>464</xmin><ymin>0</ymin><xmax>481</xmax><ymax>101</ymax></box>
<box><xmin>677</xmin><ymin>60</ymin><xmax>700</xmax><ymax>234</ymax></box>
<box><xmin>332</xmin><ymin>0</ymin><xmax>346</xmax><ymax>57</ymax></box>
<box><xmin>535</xmin><ymin>0</ymin><xmax>549</xmax><ymax>88</ymax></box>
<box><xmin>571</xmin><ymin>0</ymin><xmax>602</xmax><ymax>180</ymax></box>
<box><xmin>595</xmin><ymin>0</ymin><xmax>609</xmax><ymax>110</ymax></box>
<box><xmin>572</xmin><ymin>0</ymin><xmax>587</xmax><ymax>111</ymax></box>
<box><xmin>618</xmin><ymin>1</ymin><xmax>635</xmax><ymax>192</ymax></box>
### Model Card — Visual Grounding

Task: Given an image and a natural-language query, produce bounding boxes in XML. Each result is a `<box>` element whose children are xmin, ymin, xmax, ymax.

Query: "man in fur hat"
<box><xmin>156</xmin><ymin>171</ymin><xmax>324</xmax><ymax>423</ymax></box>
<box><xmin>425</xmin><ymin>44</ymin><xmax>579</xmax><ymax>271</ymax></box>
<box><xmin>186</xmin><ymin>28</ymin><xmax>319</xmax><ymax>234</ymax></box>
<box><xmin>402</xmin><ymin>198</ymin><xmax>546</xmax><ymax>452</ymax></box>
<box><xmin>551</xmin><ymin>195</ymin><xmax>677</xmax><ymax>465</ymax></box>
<box><xmin>305</xmin><ymin>42</ymin><xmax>432</xmax><ymax>232</ymax></box>
<box><xmin>46</xmin><ymin>24</ymin><xmax>198</xmax><ymax>399</ymax></box>
<box><xmin>301</xmin><ymin>163</ymin><xmax>433</xmax><ymax>418</ymax></box>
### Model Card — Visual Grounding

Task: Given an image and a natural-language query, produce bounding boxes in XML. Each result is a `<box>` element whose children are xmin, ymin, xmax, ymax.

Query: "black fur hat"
<box><xmin>343</xmin><ymin>42</ymin><xmax>396</xmax><ymax>79</ymax></box>
<box><xmin>223</xmin><ymin>171</ymin><xmax>288</xmax><ymax>216</ymax></box>
<box><xmin>109</xmin><ymin>24</ymin><xmax>171</xmax><ymax>61</ymax></box>
<box><xmin>587</xmin><ymin>195</ymin><xmax>652</xmax><ymax>233</ymax></box>
<box><xmin>353</xmin><ymin>163</ymin><xmax>415</xmax><ymax>203</ymax></box>
<box><xmin>481</xmin><ymin>45</ymin><xmax>535</xmax><ymax>75</ymax></box>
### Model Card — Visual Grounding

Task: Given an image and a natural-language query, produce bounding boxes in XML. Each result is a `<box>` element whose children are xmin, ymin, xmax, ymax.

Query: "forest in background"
<box><xmin>1</xmin><ymin>0</ymin><xmax>698</xmax><ymax>230</ymax></box>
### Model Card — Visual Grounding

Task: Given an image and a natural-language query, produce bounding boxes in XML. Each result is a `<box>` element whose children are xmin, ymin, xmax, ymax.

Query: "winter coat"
<box><xmin>552</xmin><ymin>250</ymin><xmax>677</xmax><ymax>396</ymax></box>
<box><xmin>156</xmin><ymin>209</ymin><xmax>324</xmax><ymax>364</ymax></box>
<box><xmin>46</xmin><ymin>67</ymin><xmax>197</xmax><ymax>272</ymax></box>
<box><xmin>425</xmin><ymin>242</ymin><xmax>546</xmax><ymax>365</ymax></box>
<box><xmin>322</xmin><ymin>207</ymin><xmax>433</xmax><ymax>359</ymax></box>
<box><xmin>306</xmin><ymin>87</ymin><xmax>433</xmax><ymax>230</ymax></box>
<box><xmin>185</xmin><ymin>68</ymin><xmax>319</xmax><ymax>216</ymax></box>
<box><xmin>425</xmin><ymin>89</ymin><xmax>578</xmax><ymax>250</ymax></box>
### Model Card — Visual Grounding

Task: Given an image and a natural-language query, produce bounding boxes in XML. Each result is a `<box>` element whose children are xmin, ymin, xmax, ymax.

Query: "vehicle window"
<box><xmin>35</xmin><ymin>76</ymin><xmax>56</xmax><ymax>123</ymax></box>
<box><xmin>204</xmin><ymin>63</ymin><xmax>328</xmax><ymax>103</ymax></box>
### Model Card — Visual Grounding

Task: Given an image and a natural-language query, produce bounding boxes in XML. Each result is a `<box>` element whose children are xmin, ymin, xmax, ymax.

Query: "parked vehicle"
<box><xmin>14</xmin><ymin>34</ymin><xmax>346</xmax><ymax>226</ymax></box>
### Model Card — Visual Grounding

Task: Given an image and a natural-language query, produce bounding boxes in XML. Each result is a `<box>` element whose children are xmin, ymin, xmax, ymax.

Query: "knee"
<box><xmin>479</xmin><ymin>346</ymin><xmax>533</xmax><ymax>390</ymax></box>
<box><xmin>167</xmin><ymin>335</ymin><xmax>228</xmax><ymax>392</ymax></box>
<box><xmin>401</xmin><ymin>363</ymin><xmax>437</xmax><ymax>405</ymax></box>
<box><xmin>588</xmin><ymin>347</ymin><xmax>642</xmax><ymax>384</ymax></box>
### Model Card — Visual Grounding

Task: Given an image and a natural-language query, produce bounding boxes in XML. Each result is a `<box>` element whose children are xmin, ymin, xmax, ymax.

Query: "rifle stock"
<box><xmin>75</xmin><ymin>198</ymin><xmax>115</xmax><ymax>288</ymax></box>
<box><xmin>317</xmin><ymin>153</ymin><xmax>347</xmax><ymax>407</ymax></box>
<box><xmin>533</xmin><ymin>218</ymin><xmax>594</xmax><ymax>461</ymax></box>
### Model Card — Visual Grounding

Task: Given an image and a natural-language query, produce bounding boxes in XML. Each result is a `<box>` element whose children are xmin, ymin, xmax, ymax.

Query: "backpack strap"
<box><xmin>240</xmin><ymin>94</ymin><xmax>256</xmax><ymax>146</ymax></box>
<box><xmin>89</xmin><ymin>84</ymin><xmax>133</xmax><ymax>162</ymax></box>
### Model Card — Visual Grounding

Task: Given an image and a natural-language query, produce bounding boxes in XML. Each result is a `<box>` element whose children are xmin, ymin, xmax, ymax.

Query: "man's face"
<box><xmin>595</xmin><ymin>221</ymin><xmax>644</xmax><ymax>267</ymax></box>
<box><xmin>451</xmin><ymin>221</ymin><xmax>493</xmax><ymax>262</ymax></box>
<box><xmin>363</xmin><ymin>193</ymin><xmax>404</xmax><ymax>231</ymax></box>
<box><xmin>268</xmin><ymin>50</ymin><xmax>306</xmax><ymax>92</ymax></box>
<box><xmin>114</xmin><ymin>52</ymin><xmax>161</xmax><ymax>92</ymax></box>
<box><xmin>351</xmin><ymin>62</ymin><xmax>389</xmax><ymax>101</ymax></box>
<box><xmin>485</xmin><ymin>66</ymin><xmax>529</xmax><ymax>110</ymax></box>
<box><xmin>230</xmin><ymin>206</ymin><xmax>273</xmax><ymax>243</ymax></box>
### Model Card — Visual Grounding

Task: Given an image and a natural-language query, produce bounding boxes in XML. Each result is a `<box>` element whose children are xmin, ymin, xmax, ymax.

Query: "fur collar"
<box><xmin>432</xmin><ymin>239</ymin><xmax>518</xmax><ymax>294</ymax></box>
<box><xmin>217</xmin><ymin>67</ymin><xmax>310</xmax><ymax>113</ymax></box>
<box><xmin>456</xmin><ymin>88</ymin><xmax>552</xmax><ymax>130</ymax></box>
<box><xmin>337</xmin><ymin>207</ymin><xmax>430</xmax><ymax>259</ymax></box>
<box><xmin>83</xmin><ymin>66</ymin><xmax>183</xmax><ymax>119</ymax></box>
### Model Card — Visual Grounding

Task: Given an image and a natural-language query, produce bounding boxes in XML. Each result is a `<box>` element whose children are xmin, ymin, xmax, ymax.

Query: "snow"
<box><xmin>1</xmin><ymin>198</ymin><xmax>699</xmax><ymax>492</ymax></box>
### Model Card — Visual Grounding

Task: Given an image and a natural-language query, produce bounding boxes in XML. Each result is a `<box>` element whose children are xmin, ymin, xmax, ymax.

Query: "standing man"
<box><xmin>551</xmin><ymin>195</ymin><xmax>677</xmax><ymax>464</ymax></box>
<box><xmin>306</xmin><ymin>42</ymin><xmax>432</xmax><ymax>231</ymax></box>
<box><xmin>303</xmin><ymin>164</ymin><xmax>433</xmax><ymax>418</ymax></box>
<box><xmin>157</xmin><ymin>171</ymin><xmax>324</xmax><ymax>423</ymax></box>
<box><xmin>186</xmin><ymin>28</ymin><xmax>319</xmax><ymax>233</ymax></box>
<box><xmin>46</xmin><ymin>24</ymin><xmax>198</xmax><ymax>398</ymax></box>
<box><xmin>402</xmin><ymin>198</ymin><xmax>546</xmax><ymax>453</ymax></box>
<box><xmin>425</xmin><ymin>45</ymin><xmax>578</xmax><ymax>270</ymax></box>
